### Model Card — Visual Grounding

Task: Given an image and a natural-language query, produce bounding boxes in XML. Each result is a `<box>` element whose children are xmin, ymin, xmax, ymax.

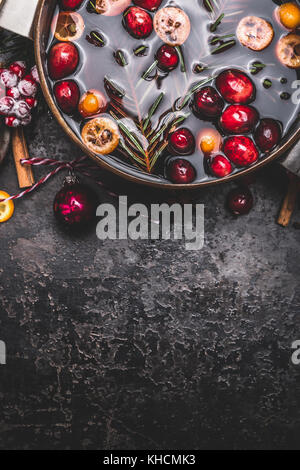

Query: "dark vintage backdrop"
<box><xmin>0</xmin><ymin>110</ymin><xmax>299</xmax><ymax>450</ymax></box>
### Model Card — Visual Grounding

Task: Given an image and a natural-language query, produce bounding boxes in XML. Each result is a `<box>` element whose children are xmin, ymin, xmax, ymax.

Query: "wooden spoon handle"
<box><xmin>277</xmin><ymin>175</ymin><xmax>300</xmax><ymax>227</ymax></box>
<box><xmin>12</xmin><ymin>127</ymin><xmax>34</xmax><ymax>188</ymax></box>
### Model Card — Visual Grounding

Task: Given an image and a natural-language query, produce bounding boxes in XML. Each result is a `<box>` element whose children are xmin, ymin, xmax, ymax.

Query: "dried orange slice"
<box><xmin>237</xmin><ymin>16</ymin><xmax>274</xmax><ymax>51</ymax></box>
<box><xmin>0</xmin><ymin>191</ymin><xmax>14</xmax><ymax>223</ymax></box>
<box><xmin>53</xmin><ymin>12</ymin><xmax>85</xmax><ymax>42</ymax></box>
<box><xmin>81</xmin><ymin>116</ymin><xmax>120</xmax><ymax>155</ymax></box>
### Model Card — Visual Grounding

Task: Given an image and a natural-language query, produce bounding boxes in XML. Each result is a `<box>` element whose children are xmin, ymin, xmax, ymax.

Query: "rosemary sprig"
<box><xmin>175</xmin><ymin>76</ymin><xmax>214</xmax><ymax>110</ymax></box>
<box><xmin>142</xmin><ymin>60</ymin><xmax>158</xmax><ymax>80</ymax></box>
<box><xmin>211</xmin><ymin>40</ymin><xmax>236</xmax><ymax>54</ymax></box>
<box><xmin>210</xmin><ymin>13</ymin><xmax>225</xmax><ymax>32</ymax></box>
<box><xmin>175</xmin><ymin>46</ymin><xmax>186</xmax><ymax>73</ymax></box>
<box><xmin>143</xmin><ymin>93</ymin><xmax>164</xmax><ymax>132</ymax></box>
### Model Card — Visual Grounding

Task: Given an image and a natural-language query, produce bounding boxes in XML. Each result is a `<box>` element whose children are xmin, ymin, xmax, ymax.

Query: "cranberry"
<box><xmin>25</xmin><ymin>97</ymin><xmax>37</xmax><ymax>108</ymax></box>
<box><xmin>156</xmin><ymin>45</ymin><xmax>179</xmax><ymax>71</ymax></box>
<box><xmin>48</xmin><ymin>42</ymin><xmax>79</xmax><ymax>80</ymax></box>
<box><xmin>5</xmin><ymin>116</ymin><xmax>20</xmax><ymax>127</ymax></box>
<box><xmin>13</xmin><ymin>100</ymin><xmax>31</xmax><ymax>120</ymax></box>
<box><xmin>0</xmin><ymin>96</ymin><xmax>15</xmax><ymax>116</ymax></box>
<box><xmin>123</xmin><ymin>6</ymin><xmax>153</xmax><ymax>39</ymax></box>
<box><xmin>254</xmin><ymin>118</ymin><xmax>282</xmax><ymax>152</ymax></box>
<box><xmin>30</xmin><ymin>65</ymin><xmax>40</xmax><ymax>84</ymax></box>
<box><xmin>54</xmin><ymin>80</ymin><xmax>80</xmax><ymax>114</ymax></box>
<box><xmin>223</xmin><ymin>136</ymin><xmax>259</xmax><ymax>167</ymax></box>
<box><xmin>18</xmin><ymin>75</ymin><xmax>37</xmax><ymax>97</ymax></box>
<box><xmin>60</xmin><ymin>0</ymin><xmax>83</xmax><ymax>9</ymax></box>
<box><xmin>193</xmin><ymin>86</ymin><xmax>224</xmax><ymax>118</ymax></box>
<box><xmin>9</xmin><ymin>61</ymin><xmax>26</xmax><ymax>79</ymax></box>
<box><xmin>216</xmin><ymin>69</ymin><xmax>255</xmax><ymax>104</ymax></box>
<box><xmin>168</xmin><ymin>159</ymin><xmax>196</xmax><ymax>184</ymax></box>
<box><xmin>210</xmin><ymin>154</ymin><xmax>233</xmax><ymax>178</ymax></box>
<box><xmin>0</xmin><ymin>70</ymin><xmax>18</xmax><ymax>88</ymax></box>
<box><xmin>169</xmin><ymin>128</ymin><xmax>195</xmax><ymax>155</ymax></box>
<box><xmin>6</xmin><ymin>87</ymin><xmax>20</xmax><ymax>100</ymax></box>
<box><xmin>133</xmin><ymin>0</ymin><xmax>162</xmax><ymax>11</ymax></box>
<box><xmin>220</xmin><ymin>105</ymin><xmax>259</xmax><ymax>134</ymax></box>
<box><xmin>227</xmin><ymin>187</ymin><xmax>254</xmax><ymax>215</ymax></box>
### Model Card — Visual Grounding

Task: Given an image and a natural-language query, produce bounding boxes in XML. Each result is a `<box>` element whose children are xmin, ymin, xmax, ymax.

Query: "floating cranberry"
<box><xmin>60</xmin><ymin>0</ymin><xmax>83</xmax><ymax>9</ymax></box>
<box><xmin>123</xmin><ymin>6</ymin><xmax>153</xmax><ymax>39</ymax></box>
<box><xmin>169</xmin><ymin>128</ymin><xmax>195</xmax><ymax>155</ymax></box>
<box><xmin>54</xmin><ymin>80</ymin><xmax>80</xmax><ymax>114</ymax></box>
<box><xmin>254</xmin><ymin>118</ymin><xmax>282</xmax><ymax>152</ymax></box>
<box><xmin>9</xmin><ymin>61</ymin><xmax>26</xmax><ymax>79</ymax></box>
<box><xmin>133</xmin><ymin>0</ymin><xmax>162</xmax><ymax>11</ymax></box>
<box><xmin>168</xmin><ymin>159</ymin><xmax>196</xmax><ymax>184</ymax></box>
<box><xmin>210</xmin><ymin>154</ymin><xmax>233</xmax><ymax>178</ymax></box>
<box><xmin>193</xmin><ymin>86</ymin><xmax>224</xmax><ymax>118</ymax></box>
<box><xmin>223</xmin><ymin>136</ymin><xmax>259</xmax><ymax>167</ymax></box>
<box><xmin>48</xmin><ymin>42</ymin><xmax>79</xmax><ymax>80</ymax></box>
<box><xmin>220</xmin><ymin>104</ymin><xmax>259</xmax><ymax>134</ymax></box>
<box><xmin>216</xmin><ymin>69</ymin><xmax>255</xmax><ymax>104</ymax></box>
<box><xmin>156</xmin><ymin>45</ymin><xmax>179</xmax><ymax>71</ymax></box>
<box><xmin>227</xmin><ymin>186</ymin><xmax>254</xmax><ymax>215</ymax></box>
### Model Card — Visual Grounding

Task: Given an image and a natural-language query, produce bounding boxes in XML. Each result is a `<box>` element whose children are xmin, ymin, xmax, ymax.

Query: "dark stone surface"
<box><xmin>0</xmin><ymin>111</ymin><xmax>300</xmax><ymax>450</ymax></box>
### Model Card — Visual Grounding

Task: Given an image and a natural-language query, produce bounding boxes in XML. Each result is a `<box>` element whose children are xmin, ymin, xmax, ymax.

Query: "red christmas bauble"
<box><xmin>53</xmin><ymin>176</ymin><xmax>98</xmax><ymax>228</ymax></box>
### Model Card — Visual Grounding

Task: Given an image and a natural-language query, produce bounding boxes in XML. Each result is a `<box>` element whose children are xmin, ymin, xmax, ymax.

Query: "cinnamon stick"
<box><xmin>12</xmin><ymin>127</ymin><xmax>34</xmax><ymax>188</ymax></box>
<box><xmin>277</xmin><ymin>174</ymin><xmax>300</xmax><ymax>227</ymax></box>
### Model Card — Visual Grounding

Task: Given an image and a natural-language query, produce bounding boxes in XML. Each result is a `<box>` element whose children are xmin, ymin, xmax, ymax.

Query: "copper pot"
<box><xmin>1</xmin><ymin>0</ymin><xmax>300</xmax><ymax>190</ymax></box>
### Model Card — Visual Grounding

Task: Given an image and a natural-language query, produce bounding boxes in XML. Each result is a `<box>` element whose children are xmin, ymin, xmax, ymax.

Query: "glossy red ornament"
<box><xmin>169</xmin><ymin>128</ymin><xmax>195</xmax><ymax>155</ymax></box>
<box><xmin>123</xmin><ymin>6</ymin><xmax>153</xmax><ymax>39</ymax></box>
<box><xmin>227</xmin><ymin>186</ymin><xmax>254</xmax><ymax>215</ymax></box>
<box><xmin>133</xmin><ymin>0</ymin><xmax>162</xmax><ymax>11</ymax></box>
<box><xmin>216</xmin><ymin>69</ymin><xmax>255</xmax><ymax>104</ymax></box>
<box><xmin>254</xmin><ymin>118</ymin><xmax>282</xmax><ymax>152</ymax></box>
<box><xmin>156</xmin><ymin>45</ymin><xmax>179</xmax><ymax>71</ymax></box>
<box><xmin>168</xmin><ymin>159</ymin><xmax>196</xmax><ymax>184</ymax></box>
<box><xmin>54</xmin><ymin>80</ymin><xmax>80</xmax><ymax>114</ymax></box>
<box><xmin>220</xmin><ymin>104</ymin><xmax>259</xmax><ymax>134</ymax></box>
<box><xmin>210</xmin><ymin>154</ymin><xmax>233</xmax><ymax>178</ymax></box>
<box><xmin>194</xmin><ymin>86</ymin><xmax>224</xmax><ymax>118</ymax></box>
<box><xmin>48</xmin><ymin>42</ymin><xmax>79</xmax><ymax>80</ymax></box>
<box><xmin>53</xmin><ymin>176</ymin><xmax>98</xmax><ymax>227</ymax></box>
<box><xmin>223</xmin><ymin>136</ymin><xmax>259</xmax><ymax>167</ymax></box>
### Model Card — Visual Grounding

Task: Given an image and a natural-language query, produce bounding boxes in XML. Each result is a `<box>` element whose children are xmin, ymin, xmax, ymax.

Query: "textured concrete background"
<box><xmin>0</xmin><ymin>111</ymin><xmax>299</xmax><ymax>450</ymax></box>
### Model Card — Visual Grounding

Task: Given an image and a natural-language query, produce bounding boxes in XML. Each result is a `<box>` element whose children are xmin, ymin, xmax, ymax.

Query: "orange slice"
<box><xmin>81</xmin><ymin>116</ymin><xmax>120</xmax><ymax>155</ymax></box>
<box><xmin>53</xmin><ymin>12</ymin><xmax>85</xmax><ymax>42</ymax></box>
<box><xmin>0</xmin><ymin>191</ymin><xmax>14</xmax><ymax>223</ymax></box>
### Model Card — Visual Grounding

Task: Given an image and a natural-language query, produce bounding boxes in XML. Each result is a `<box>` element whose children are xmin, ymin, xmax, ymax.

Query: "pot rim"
<box><xmin>34</xmin><ymin>0</ymin><xmax>300</xmax><ymax>191</ymax></box>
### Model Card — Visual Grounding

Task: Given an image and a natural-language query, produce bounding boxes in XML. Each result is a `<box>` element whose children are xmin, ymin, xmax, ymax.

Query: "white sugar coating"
<box><xmin>0</xmin><ymin>96</ymin><xmax>15</xmax><ymax>115</ymax></box>
<box><xmin>7</xmin><ymin>87</ymin><xmax>21</xmax><ymax>100</ymax></box>
<box><xmin>21</xmin><ymin>114</ymin><xmax>32</xmax><ymax>126</ymax></box>
<box><xmin>18</xmin><ymin>77</ymin><xmax>37</xmax><ymax>97</ymax></box>
<box><xmin>13</xmin><ymin>100</ymin><xmax>31</xmax><ymax>119</ymax></box>
<box><xmin>11</xmin><ymin>61</ymin><xmax>27</xmax><ymax>78</ymax></box>
<box><xmin>0</xmin><ymin>70</ymin><xmax>18</xmax><ymax>88</ymax></box>
<box><xmin>30</xmin><ymin>65</ymin><xmax>40</xmax><ymax>83</ymax></box>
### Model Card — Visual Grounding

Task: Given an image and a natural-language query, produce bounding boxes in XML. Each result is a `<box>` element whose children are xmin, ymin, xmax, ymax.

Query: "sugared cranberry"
<box><xmin>0</xmin><ymin>70</ymin><xmax>18</xmax><ymax>88</ymax></box>
<box><xmin>216</xmin><ymin>69</ymin><xmax>255</xmax><ymax>104</ymax></box>
<box><xmin>169</xmin><ymin>128</ymin><xmax>195</xmax><ymax>155</ymax></box>
<box><xmin>123</xmin><ymin>6</ymin><xmax>153</xmax><ymax>39</ymax></box>
<box><xmin>254</xmin><ymin>118</ymin><xmax>282</xmax><ymax>152</ymax></box>
<box><xmin>193</xmin><ymin>86</ymin><xmax>224</xmax><ymax>118</ymax></box>
<box><xmin>220</xmin><ymin>104</ymin><xmax>259</xmax><ymax>134</ymax></box>
<box><xmin>30</xmin><ymin>65</ymin><xmax>40</xmax><ymax>84</ymax></box>
<box><xmin>5</xmin><ymin>116</ymin><xmax>20</xmax><ymax>127</ymax></box>
<box><xmin>133</xmin><ymin>0</ymin><xmax>162</xmax><ymax>11</ymax></box>
<box><xmin>223</xmin><ymin>136</ymin><xmax>259</xmax><ymax>167</ymax></box>
<box><xmin>25</xmin><ymin>97</ymin><xmax>37</xmax><ymax>108</ymax></box>
<box><xmin>0</xmin><ymin>96</ymin><xmax>15</xmax><ymax>116</ymax></box>
<box><xmin>210</xmin><ymin>154</ymin><xmax>233</xmax><ymax>178</ymax></box>
<box><xmin>60</xmin><ymin>0</ymin><xmax>83</xmax><ymax>9</ymax></box>
<box><xmin>54</xmin><ymin>80</ymin><xmax>80</xmax><ymax>114</ymax></box>
<box><xmin>227</xmin><ymin>187</ymin><xmax>254</xmax><ymax>215</ymax></box>
<box><xmin>18</xmin><ymin>75</ymin><xmax>37</xmax><ymax>97</ymax></box>
<box><xmin>156</xmin><ymin>45</ymin><xmax>179</xmax><ymax>71</ymax></box>
<box><xmin>9</xmin><ymin>61</ymin><xmax>26</xmax><ymax>79</ymax></box>
<box><xmin>48</xmin><ymin>42</ymin><xmax>79</xmax><ymax>80</ymax></box>
<box><xmin>12</xmin><ymin>100</ymin><xmax>31</xmax><ymax>120</ymax></box>
<box><xmin>168</xmin><ymin>159</ymin><xmax>196</xmax><ymax>184</ymax></box>
<box><xmin>20</xmin><ymin>114</ymin><xmax>32</xmax><ymax>126</ymax></box>
<box><xmin>6</xmin><ymin>87</ymin><xmax>20</xmax><ymax>100</ymax></box>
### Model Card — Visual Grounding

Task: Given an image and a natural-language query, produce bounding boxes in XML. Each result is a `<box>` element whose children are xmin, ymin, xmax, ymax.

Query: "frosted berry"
<box><xmin>9</xmin><ymin>61</ymin><xmax>26</xmax><ymax>79</ymax></box>
<box><xmin>20</xmin><ymin>114</ymin><xmax>32</xmax><ymax>126</ymax></box>
<box><xmin>0</xmin><ymin>70</ymin><xmax>18</xmax><ymax>88</ymax></box>
<box><xmin>25</xmin><ymin>97</ymin><xmax>37</xmax><ymax>108</ymax></box>
<box><xmin>0</xmin><ymin>96</ymin><xmax>15</xmax><ymax>116</ymax></box>
<box><xmin>6</xmin><ymin>87</ymin><xmax>21</xmax><ymax>100</ymax></box>
<box><xmin>5</xmin><ymin>116</ymin><xmax>21</xmax><ymax>127</ymax></box>
<box><xmin>13</xmin><ymin>100</ymin><xmax>31</xmax><ymax>120</ymax></box>
<box><xmin>18</xmin><ymin>75</ymin><xmax>38</xmax><ymax>97</ymax></box>
<box><xmin>30</xmin><ymin>65</ymin><xmax>40</xmax><ymax>84</ymax></box>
